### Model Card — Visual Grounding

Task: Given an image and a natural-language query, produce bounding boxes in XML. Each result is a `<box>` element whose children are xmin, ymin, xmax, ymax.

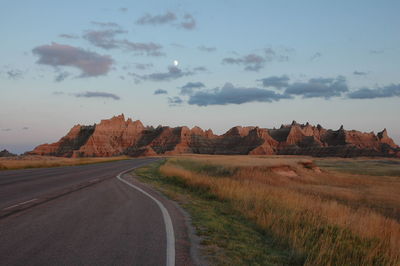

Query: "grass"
<box><xmin>136</xmin><ymin>155</ymin><xmax>400</xmax><ymax>265</ymax></box>
<box><xmin>315</xmin><ymin>158</ymin><xmax>400</xmax><ymax>176</ymax></box>
<box><xmin>135</xmin><ymin>160</ymin><xmax>302</xmax><ymax>265</ymax></box>
<box><xmin>0</xmin><ymin>155</ymin><xmax>131</xmax><ymax>170</ymax></box>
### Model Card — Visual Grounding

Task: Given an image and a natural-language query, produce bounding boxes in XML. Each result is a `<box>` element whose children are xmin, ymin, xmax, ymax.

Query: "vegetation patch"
<box><xmin>135</xmin><ymin>160</ymin><xmax>301</xmax><ymax>265</ymax></box>
<box><xmin>136</xmin><ymin>155</ymin><xmax>400</xmax><ymax>265</ymax></box>
<box><xmin>0</xmin><ymin>155</ymin><xmax>130</xmax><ymax>170</ymax></box>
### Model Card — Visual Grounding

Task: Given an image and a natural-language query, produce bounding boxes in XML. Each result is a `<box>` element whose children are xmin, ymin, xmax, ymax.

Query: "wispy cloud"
<box><xmin>32</xmin><ymin>42</ymin><xmax>113</xmax><ymax>77</ymax></box>
<box><xmin>83</xmin><ymin>27</ymin><xmax>164</xmax><ymax>56</ymax></box>
<box><xmin>59</xmin><ymin>34</ymin><xmax>79</xmax><ymax>39</ymax></box>
<box><xmin>181</xmin><ymin>14</ymin><xmax>196</xmax><ymax>30</ymax></box>
<box><xmin>198</xmin><ymin>45</ymin><xmax>216</xmax><ymax>52</ymax></box>
<box><xmin>193</xmin><ymin>66</ymin><xmax>207</xmax><ymax>72</ymax></box>
<box><xmin>6</xmin><ymin>69</ymin><xmax>23</xmax><ymax>79</ymax></box>
<box><xmin>180</xmin><ymin>82</ymin><xmax>205</xmax><ymax>95</ymax></box>
<box><xmin>353</xmin><ymin>71</ymin><xmax>368</xmax><ymax>76</ymax></box>
<box><xmin>222</xmin><ymin>48</ymin><xmax>290</xmax><ymax>71</ymax></box>
<box><xmin>54</xmin><ymin>71</ymin><xmax>70</xmax><ymax>82</ymax></box>
<box><xmin>370</xmin><ymin>49</ymin><xmax>384</xmax><ymax>54</ymax></box>
<box><xmin>154</xmin><ymin>89</ymin><xmax>168</xmax><ymax>95</ymax></box>
<box><xmin>74</xmin><ymin>91</ymin><xmax>120</xmax><ymax>100</ymax></box>
<box><xmin>83</xmin><ymin>29</ymin><xmax>127</xmax><ymax>49</ymax></box>
<box><xmin>119</xmin><ymin>40</ymin><xmax>164</xmax><ymax>56</ymax></box>
<box><xmin>310</xmin><ymin>52</ymin><xmax>322</xmax><ymax>61</ymax></box>
<box><xmin>136</xmin><ymin>11</ymin><xmax>196</xmax><ymax>30</ymax></box>
<box><xmin>135</xmin><ymin>63</ymin><xmax>153</xmax><ymax>70</ymax></box>
<box><xmin>136</xmin><ymin>11</ymin><xmax>177</xmax><ymax>25</ymax></box>
<box><xmin>132</xmin><ymin>66</ymin><xmax>193</xmax><ymax>82</ymax></box>
<box><xmin>168</xmin><ymin>96</ymin><xmax>183</xmax><ymax>106</ymax></box>
<box><xmin>222</xmin><ymin>54</ymin><xmax>266</xmax><ymax>71</ymax></box>
<box><xmin>91</xmin><ymin>21</ymin><xmax>121</xmax><ymax>28</ymax></box>
<box><xmin>347</xmin><ymin>84</ymin><xmax>400</xmax><ymax>99</ymax></box>
<box><xmin>187</xmin><ymin>82</ymin><xmax>290</xmax><ymax>106</ymax></box>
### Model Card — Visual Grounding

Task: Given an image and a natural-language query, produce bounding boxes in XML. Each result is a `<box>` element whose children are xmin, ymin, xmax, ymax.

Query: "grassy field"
<box><xmin>0</xmin><ymin>155</ymin><xmax>131</xmax><ymax>170</ymax></box>
<box><xmin>136</xmin><ymin>155</ymin><xmax>400</xmax><ymax>265</ymax></box>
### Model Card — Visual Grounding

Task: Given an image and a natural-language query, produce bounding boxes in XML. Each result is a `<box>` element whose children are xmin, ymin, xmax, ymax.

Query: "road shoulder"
<box><xmin>123</xmin><ymin>172</ymin><xmax>206</xmax><ymax>266</ymax></box>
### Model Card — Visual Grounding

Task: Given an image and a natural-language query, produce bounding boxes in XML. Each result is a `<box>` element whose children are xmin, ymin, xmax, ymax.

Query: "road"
<box><xmin>0</xmin><ymin>158</ymin><xmax>192</xmax><ymax>266</ymax></box>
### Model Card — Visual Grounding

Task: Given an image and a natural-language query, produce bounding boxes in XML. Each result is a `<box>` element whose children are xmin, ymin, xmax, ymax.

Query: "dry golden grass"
<box><xmin>160</xmin><ymin>155</ymin><xmax>400</xmax><ymax>265</ymax></box>
<box><xmin>0</xmin><ymin>155</ymin><xmax>131</xmax><ymax>170</ymax></box>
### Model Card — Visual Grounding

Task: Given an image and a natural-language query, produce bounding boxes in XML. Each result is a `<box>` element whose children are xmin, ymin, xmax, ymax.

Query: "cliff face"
<box><xmin>31</xmin><ymin>124</ymin><xmax>95</xmax><ymax>157</ymax></box>
<box><xmin>29</xmin><ymin>115</ymin><xmax>400</xmax><ymax>158</ymax></box>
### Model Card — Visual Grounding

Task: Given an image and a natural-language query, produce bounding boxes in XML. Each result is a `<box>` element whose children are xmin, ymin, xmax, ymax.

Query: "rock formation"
<box><xmin>29</xmin><ymin>115</ymin><xmax>400</xmax><ymax>158</ymax></box>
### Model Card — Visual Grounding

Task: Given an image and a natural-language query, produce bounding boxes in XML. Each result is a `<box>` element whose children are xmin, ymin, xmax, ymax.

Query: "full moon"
<box><xmin>173</xmin><ymin>60</ymin><xmax>179</xmax><ymax>66</ymax></box>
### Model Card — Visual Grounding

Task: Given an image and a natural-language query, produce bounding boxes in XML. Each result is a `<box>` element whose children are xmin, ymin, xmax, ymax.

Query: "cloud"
<box><xmin>198</xmin><ymin>45</ymin><xmax>216</xmax><ymax>52</ymax></box>
<box><xmin>180</xmin><ymin>82</ymin><xmax>205</xmax><ymax>95</ymax></box>
<box><xmin>353</xmin><ymin>71</ymin><xmax>368</xmax><ymax>76</ymax></box>
<box><xmin>181</xmin><ymin>14</ymin><xmax>196</xmax><ymax>30</ymax></box>
<box><xmin>370</xmin><ymin>49</ymin><xmax>384</xmax><ymax>54</ymax></box>
<box><xmin>136</xmin><ymin>12</ymin><xmax>196</xmax><ymax>30</ymax></box>
<box><xmin>285</xmin><ymin>76</ymin><xmax>348</xmax><ymax>98</ymax></box>
<box><xmin>6</xmin><ymin>69</ymin><xmax>23</xmax><ymax>79</ymax></box>
<box><xmin>83</xmin><ymin>28</ymin><xmax>164</xmax><ymax>56</ymax></box>
<box><xmin>83</xmin><ymin>29</ymin><xmax>127</xmax><ymax>49</ymax></box>
<box><xmin>187</xmin><ymin>82</ymin><xmax>290</xmax><ymax>106</ymax></box>
<box><xmin>168</xmin><ymin>96</ymin><xmax>183</xmax><ymax>106</ymax></box>
<box><xmin>135</xmin><ymin>63</ymin><xmax>153</xmax><ymax>70</ymax></box>
<box><xmin>136</xmin><ymin>11</ymin><xmax>177</xmax><ymax>25</ymax></box>
<box><xmin>59</xmin><ymin>34</ymin><xmax>79</xmax><ymax>39</ymax></box>
<box><xmin>154</xmin><ymin>89</ymin><xmax>168</xmax><ymax>95</ymax></box>
<box><xmin>222</xmin><ymin>54</ymin><xmax>266</xmax><ymax>72</ymax></box>
<box><xmin>310</xmin><ymin>52</ymin><xmax>322</xmax><ymax>61</ymax></box>
<box><xmin>119</xmin><ymin>40</ymin><xmax>164</xmax><ymax>56</ymax></box>
<box><xmin>32</xmin><ymin>42</ymin><xmax>113</xmax><ymax>77</ymax></box>
<box><xmin>193</xmin><ymin>66</ymin><xmax>207</xmax><ymax>72</ymax></box>
<box><xmin>259</xmin><ymin>75</ymin><xmax>290</xmax><ymax>89</ymax></box>
<box><xmin>74</xmin><ymin>91</ymin><xmax>120</xmax><ymax>100</ymax></box>
<box><xmin>222</xmin><ymin>48</ymin><xmax>289</xmax><ymax>71</ymax></box>
<box><xmin>54</xmin><ymin>71</ymin><xmax>70</xmax><ymax>82</ymax></box>
<box><xmin>91</xmin><ymin>21</ymin><xmax>121</xmax><ymax>28</ymax></box>
<box><xmin>347</xmin><ymin>84</ymin><xmax>400</xmax><ymax>99</ymax></box>
<box><xmin>265</xmin><ymin>48</ymin><xmax>289</xmax><ymax>62</ymax></box>
<box><xmin>133</xmin><ymin>66</ymin><xmax>193</xmax><ymax>82</ymax></box>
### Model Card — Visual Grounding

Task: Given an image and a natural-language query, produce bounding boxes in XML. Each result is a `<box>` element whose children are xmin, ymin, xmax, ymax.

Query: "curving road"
<box><xmin>0</xmin><ymin>158</ymin><xmax>193</xmax><ymax>266</ymax></box>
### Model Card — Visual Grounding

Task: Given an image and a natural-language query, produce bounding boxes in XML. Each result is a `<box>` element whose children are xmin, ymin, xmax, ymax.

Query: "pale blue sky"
<box><xmin>1</xmin><ymin>0</ymin><xmax>399</xmax><ymax>154</ymax></box>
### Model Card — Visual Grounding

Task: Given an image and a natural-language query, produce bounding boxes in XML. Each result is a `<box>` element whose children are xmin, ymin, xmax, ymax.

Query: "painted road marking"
<box><xmin>3</xmin><ymin>198</ymin><xmax>38</xmax><ymax>210</ymax></box>
<box><xmin>117</xmin><ymin>166</ymin><xmax>175</xmax><ymax>266</ymax></box>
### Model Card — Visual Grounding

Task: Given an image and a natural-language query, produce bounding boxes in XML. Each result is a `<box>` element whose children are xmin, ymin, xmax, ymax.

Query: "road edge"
<box><xmin>117</xmin><ymin>168</ymin><xmax>176</xmax><ymax>266</ymax></box>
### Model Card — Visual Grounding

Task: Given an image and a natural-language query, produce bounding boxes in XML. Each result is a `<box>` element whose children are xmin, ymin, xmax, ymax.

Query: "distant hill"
<box><xmin>0</xmin><ymin>149</ymin><xmax>17</xmax><ymax>157</ymax></box>
<box><xmin>29</xmin><ymin>114</ymin><xmax>400</xmax><ymax>158</ymax></box>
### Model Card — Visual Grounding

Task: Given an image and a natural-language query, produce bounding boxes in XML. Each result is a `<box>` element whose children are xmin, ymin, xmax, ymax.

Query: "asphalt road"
<box><xmin>0</xmin><ymin>158</ymin><xmax>190</xmax><ymax>266</ymax></box>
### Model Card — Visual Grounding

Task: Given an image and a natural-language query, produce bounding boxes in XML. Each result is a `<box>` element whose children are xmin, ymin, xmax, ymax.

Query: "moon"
<box><xmin>173</xmin><ymin>60</ymin><xmax>179</xmax><ymax>66</ymax></box>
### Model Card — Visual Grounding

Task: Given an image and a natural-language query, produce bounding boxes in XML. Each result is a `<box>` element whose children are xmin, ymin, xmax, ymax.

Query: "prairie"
<box><xmin>0</xmin><ymin>155</ymin><xmax>131</xmax><ymax>170</ymax></box>
<box><xmin>137</xmin><ymin>155</ymin><xmax>400</xmax><ymax>265</ymax></box>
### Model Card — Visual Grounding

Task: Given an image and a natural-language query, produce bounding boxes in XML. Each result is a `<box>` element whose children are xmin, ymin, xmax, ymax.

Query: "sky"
<box><xmin>1</xmin><ymin>0</ymin><xmax>399</xmax><ymax>154</ymax></box>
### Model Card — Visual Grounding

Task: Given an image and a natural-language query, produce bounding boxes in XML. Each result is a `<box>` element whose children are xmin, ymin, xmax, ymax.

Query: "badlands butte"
<box><xmin>30</xmin><ymin>114</ymin><xmax>400</xmax><ymax>158</ymax></box>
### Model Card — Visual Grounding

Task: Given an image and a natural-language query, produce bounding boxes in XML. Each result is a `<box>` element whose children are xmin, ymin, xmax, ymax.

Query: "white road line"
<box><xmin>3</xmin><ymin>198</ymin><xmax>38</xmax><ymax>210</ymax></box>
<box><xmin>117</xmin><ymin>165</ymin><xmax>175</xmax><ymax>266</ymax></box>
